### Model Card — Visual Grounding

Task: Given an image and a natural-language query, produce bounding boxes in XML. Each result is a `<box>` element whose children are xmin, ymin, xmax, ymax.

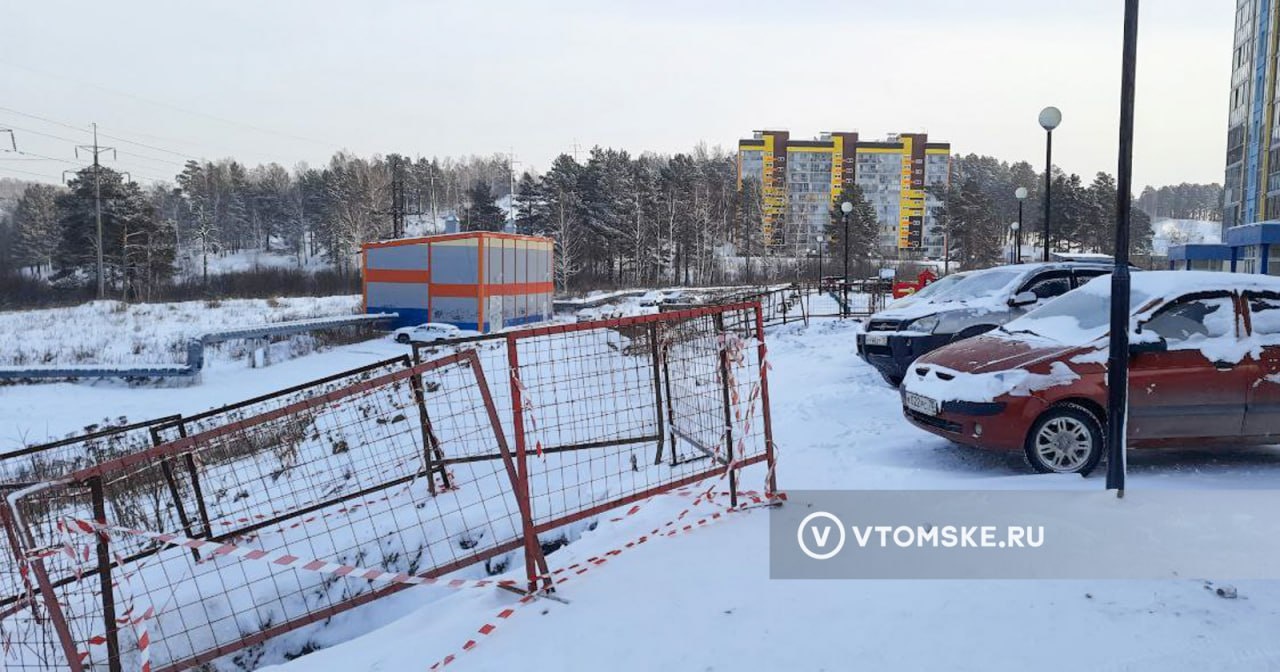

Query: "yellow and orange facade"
<box><xmin>361</xmin><ymin>232</ymin><xmax>555</xmax><ymax>332</ymax></box>
<box><xmin>737</xmin><ymin>130</ymin><xmax>950</xmax><ymax>258</ymax></box>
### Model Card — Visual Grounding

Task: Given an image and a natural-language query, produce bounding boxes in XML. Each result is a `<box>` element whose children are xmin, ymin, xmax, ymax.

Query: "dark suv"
<box><xmin>856</xmin><ymin>262</ymin><xmax>1118</xmax><ymax>386</ymax></box>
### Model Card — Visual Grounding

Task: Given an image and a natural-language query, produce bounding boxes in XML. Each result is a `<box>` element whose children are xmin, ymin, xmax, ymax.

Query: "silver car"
<box><xmin>856</xmin><ymin>262</ymin><xmax>1120</xmax><ymax>386</ymax></box>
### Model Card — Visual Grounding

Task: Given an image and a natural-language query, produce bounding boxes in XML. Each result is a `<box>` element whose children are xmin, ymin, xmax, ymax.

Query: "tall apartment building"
<box><xmin>737</xmin><ymin>130</ymin><xmax>951</xmax><ymax>258</ymax></box>
<box><xmin>1224</xmin><ymin>0</ymin><xmax>1280</xmax><ymax>227</ymax></box>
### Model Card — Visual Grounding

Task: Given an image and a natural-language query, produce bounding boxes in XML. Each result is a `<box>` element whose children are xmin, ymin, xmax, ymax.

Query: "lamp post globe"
<box><xmin>1038</xmin><ymin>106</ymin><xmax>1062</xmax><ymax>131</ymax></box>
<box><xmin>840</xmin><ymin>201</ymin><xmax>853</xmax><ymax>214</ymax></box>
<box><xmin>1015</xmin><ymin>187</ymin><xmax>1028</xmax><ymax>201</ymax></box>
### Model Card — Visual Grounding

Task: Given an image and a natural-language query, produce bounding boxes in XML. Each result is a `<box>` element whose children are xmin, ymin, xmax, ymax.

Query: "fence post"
<box><xmin>661</xmin><ymin>330</ymin><xmax>679</xmax><ymax>466</ymax></box>
<box><xmin>4</xmin><ymin>495</ymin><xmax>85</xmax><ymax>672</ymax></box>
<box><xmin>753</xmin><ymin>303</ymin><xmax>778</xmax><ymax>495</ymax></box>
<box><xmin>407</xmin><ymin>349</ymin><xmax>448</xmax><ymax>493</ymax></box>
<box><xmin>713</xmin><ymin>313</ymin><xmax>738</xmax><ymax>508</ymax></box>
<box><xmin>647</xmin><ymin>323</ymin><xmax>667</xmax><ymax>465</ymax></box>
<box><xmin>168</xmin><ymin>421</ymin><xmax>213</xmax><ymax>541</ymax></box>
<box><xmin>150</xmin><ymin>425</ymin><xmax>200</xmax><ymax>561</ymax></box>
<box><xmin>90</xmin><ymin>477</ymin><xmax>123</xmax><ymax>672</ymax></box>
<box><xmin>505</xmin><ymin>335</ymin><xmax>551</xmax><ymax>592</ymax></box>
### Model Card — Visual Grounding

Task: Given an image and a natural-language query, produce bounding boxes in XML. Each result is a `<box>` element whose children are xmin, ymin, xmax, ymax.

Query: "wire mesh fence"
<box><xmin>0</xmin><ymin>303</ymin><xmax>776</xmax><ymax>671</ymax></box>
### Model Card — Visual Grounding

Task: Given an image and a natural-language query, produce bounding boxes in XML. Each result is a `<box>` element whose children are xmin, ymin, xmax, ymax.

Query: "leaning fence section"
<box><xmin>1</xmin><ymin>303</ymin><xmax>776</xmax><ymax>672</ymax></box>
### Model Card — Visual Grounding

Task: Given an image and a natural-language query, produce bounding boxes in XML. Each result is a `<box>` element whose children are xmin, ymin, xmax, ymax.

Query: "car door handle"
<box><xmin>1213</xmin><ymin>360</ymin><xmax>1235</xmax><ymax>370</ymax></box>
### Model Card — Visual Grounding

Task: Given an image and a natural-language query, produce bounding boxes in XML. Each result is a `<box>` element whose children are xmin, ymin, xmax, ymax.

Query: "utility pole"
<box><xmin>76</xmin><ymin>123</ymin><xmax>115</xmax><ymax>300</ymax></box>
<box><xmin>508</xmin><ymin>148</ymin><xmax>521</xmax><ymax>232</ymax></box>
<box><xmin>389</xmin><ymin>155</ymin><xmax>405</xmax><ymax>238</ymax></box>
<box><xmin>376</xmin><ymin>155</ymin><xmax>425</xmax><ymax>239</ymax></box>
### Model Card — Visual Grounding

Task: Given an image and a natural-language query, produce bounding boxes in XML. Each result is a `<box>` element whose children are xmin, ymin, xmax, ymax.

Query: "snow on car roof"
<box><xmin>1075</xmin><ymin>270</ymin><xmax>1280</xmax><ymax>298</ymax></box>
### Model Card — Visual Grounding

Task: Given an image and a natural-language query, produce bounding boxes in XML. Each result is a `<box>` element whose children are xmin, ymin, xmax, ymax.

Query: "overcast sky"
<box><xmin>2</xmin><ymin>0</ymin><xmax>1233</xmax><ymax>190</ymax></box>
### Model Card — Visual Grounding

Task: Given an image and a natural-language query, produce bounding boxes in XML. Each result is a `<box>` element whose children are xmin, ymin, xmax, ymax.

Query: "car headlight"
<box><xmin>908</xmin><ymin>314</ymin><xmax>941</xmax><ymax>333</ymax></box>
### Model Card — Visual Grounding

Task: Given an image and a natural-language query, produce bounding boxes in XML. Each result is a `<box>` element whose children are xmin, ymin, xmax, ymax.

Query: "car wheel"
<box><xmin>879</xmin><ymin>371</ymin><xmax>903</xmax><ymax>387</ymax></box>
<box><xmin>395</xmin><ymin>333</ymin><xmax>410</xmax><ymax>344</ymax></box>
<box><xmin>1023</xmin><ymin>403</ymin><xmax>1103</xmax><ymax>475</ymax></box>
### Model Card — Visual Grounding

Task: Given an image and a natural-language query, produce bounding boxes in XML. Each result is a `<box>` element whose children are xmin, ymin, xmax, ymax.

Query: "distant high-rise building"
<box><xmin>736</xmin><ymin>130</ymin><xmax>951</xmax><ymax>258</ymax></box>
<box><xmin>1224</xmin><ymin>0</ymin><xmax>1280</xmax><ymax>228</ymax></box>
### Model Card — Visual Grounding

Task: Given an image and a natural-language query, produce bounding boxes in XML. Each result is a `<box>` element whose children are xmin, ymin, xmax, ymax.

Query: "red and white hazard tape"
<box><xmin>426</xmin><ymin>594</ymin><xmax>537</xmax><ymax>669</ymax></box>
<box><xmin>421</xmin><ymin>488</ymin><xmax>785</xmax><ymax>669</ymax></box>
<box><xmin>509</xmin><ymin>371</ymin><xmax>546</xmax><ymax>458</ymax></box>
<box><xmin>61</xmin><ymin>518</ymin><xmax>524</xmax><ymax>591</ymax></box>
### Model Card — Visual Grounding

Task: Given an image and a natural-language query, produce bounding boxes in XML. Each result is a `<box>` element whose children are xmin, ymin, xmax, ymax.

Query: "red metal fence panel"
<box><xmin>0</xmin><ymin>303</ymin><xmax>776</xmax><ymax>671</ymax></box>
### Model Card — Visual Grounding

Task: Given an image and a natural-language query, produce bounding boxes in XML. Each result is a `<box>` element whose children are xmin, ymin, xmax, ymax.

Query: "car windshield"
<box><xmin>1001</xmin><ymin>276</ymin><xmax>1153</xmax><ymax>345</ymax></box>
<box><xmin>888</xmin><ymin>273</ymin><xmax>965</xmax><ymax>308</ymax></box>
<box><xmin>910</xmin><ymin>274</ymin><xmax>964</xmax><ymax>300</ymax></box>
<box><xmin>940</xmin><ymin>268</ymin><xmax>1025</xmax><ymax>302</ymax></box>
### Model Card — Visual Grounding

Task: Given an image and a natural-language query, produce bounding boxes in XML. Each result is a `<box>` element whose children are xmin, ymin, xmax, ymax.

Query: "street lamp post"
<box><xmin>841</xmin><ymin>201</ymin><xmax>853</xmax><ymax>317</ymax></box>
<box><xmin>1106</xmin><ymin>0</ymin><xmax>1140</xmax><ymax>496</ymax></box>
<box><xmin>1009</xmin><ymin>222</ymin><xmax>1021</xmax><ymax>264</ymax></box>
<box><xmin>1039</xmin><ymin>107</ymin><xmax>1062</xmax><ymax>262</ymax></box>
<box><xmin>1015</xmin><ymin>186</ymin><xmax>1028</xmax><ymax>263</ymax></box>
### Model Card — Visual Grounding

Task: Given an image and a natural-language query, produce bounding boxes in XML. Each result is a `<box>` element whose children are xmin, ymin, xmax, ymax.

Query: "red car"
<box><xmin>901</xmin><ymin>271</ymin><xmax>1280</xmax><ymax>474</ymax></box>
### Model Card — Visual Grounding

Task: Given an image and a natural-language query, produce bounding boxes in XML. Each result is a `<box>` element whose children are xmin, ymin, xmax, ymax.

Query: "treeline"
<box><xmin>511</xmin><ymin>146</ymin><xmax>761</xmax><ymax>288</ymax></box>
<box><xmin>0</xmin><ymin>143</ymin><xmax>1227</xmax><ymax>307</ymax></box>
<box><xmin>1136</xmin><ymin>183</ymin><xmax>1222</xmax><ymax>222</ymax></box>
<box><xmin>936</xmin><ymin>154</ymin><xmax>1174</xmax><ymax>269</ymax></box>
<box><xmin>0</xmin><ymin>153</ymin><xmax>516</xmax><ymax>303</ymax></box>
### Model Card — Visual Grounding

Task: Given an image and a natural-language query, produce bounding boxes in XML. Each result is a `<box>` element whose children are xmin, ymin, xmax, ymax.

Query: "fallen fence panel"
<box><xmin>0</xmin><ymin>303</ymin><xmax>777</xmax><ymax>671</ymax></box>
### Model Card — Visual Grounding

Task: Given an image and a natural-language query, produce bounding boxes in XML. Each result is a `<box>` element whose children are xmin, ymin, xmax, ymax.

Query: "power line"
<box><xmin>0</xmin><ymin>165</ymin><xmax>61</xmax><ymax>180</ymax></box>
<box><xmin>115</xmin><ymin>148</ymin><xmax>186</xmax><ymax>168</ymax></box>
<box><xmin>0</xmin><ymin>114</ymin><xmax>194</xmax><ymax>166</ymax></box>
<box><xmin>0</xmin><ymin>122</ymin><xmax>84</xmax><ymax>146</ymax></box>
<box><xmin>0</xmin><ymin>106</ymin><xmax>91</xmax><ymax>136</ymax></box>
<box><xmin>2</xmin><ymin>148</ymin><xmax>90</xmax><ymax>167</ymax></box>
<box><xmin>0</xmin><ymin>125</ymin><xmax>173</xmax><ymax>185</ymax></box>
<box><xmin>0</xmin><ymin>60</ymin><xmax>341</xmax><ymax>149</ymax></box>
<box><xmin>98</xmin><ymin>131</ymin><xmax>200</xmax><ymax>161</ymax></box>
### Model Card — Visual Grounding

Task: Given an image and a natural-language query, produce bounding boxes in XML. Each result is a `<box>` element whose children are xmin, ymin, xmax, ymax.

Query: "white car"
<box><xmin>392</xmin><ymin>323</ymin><xmax>473</xmax><ymax>344</ymax></box>
<box><xmin>638</xmin><ymin>291</ymin><xmax>666</xmax><ymax>307</ymax></box>
<box><xmin>576</xmin><ymin>308</ymin><xmax>600</xmax><ymax>322</ymax></box>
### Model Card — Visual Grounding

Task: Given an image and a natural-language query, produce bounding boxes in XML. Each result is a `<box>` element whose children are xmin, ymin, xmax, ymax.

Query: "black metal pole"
<box><xmin>1106</xmin><ymin>0</ymin><xmax>1140</xmax><ymax>496</ymax></box>
<box><xmin>1017</xmin><ymin>201</ymin><xmax>1024</xmax><ymax>263</ymax></box>
<box><xmin>1043</xmin><ymin>131</ymin><xmax>1053</xmax><ymax>262</ymax></box>
<box><xmin>842</xmin><ymin>212</ymin><xmax>850</xmax><ymax>318</ymax></box>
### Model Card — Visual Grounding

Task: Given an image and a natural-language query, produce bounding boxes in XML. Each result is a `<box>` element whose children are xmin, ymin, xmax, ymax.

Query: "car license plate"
<box><xmin>904</xmin><ymin>391</ymin><xmax>938</xmax><ymax>416</ymax></box>
<box><xmin>865</xmin><ymin>333</ymin><xmax>889</xmax><ymax>346</ymax></box>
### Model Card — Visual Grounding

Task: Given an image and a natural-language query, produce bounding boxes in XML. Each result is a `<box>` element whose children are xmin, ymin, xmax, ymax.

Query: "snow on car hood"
<box><xmin>904</xmin><ymin>333</ymin><xmax>1084</xmax><ymax>403</ymax></box>
<box><xmin>871</xmin><ymin>295</ymin><xmax>1006</xmax><ymax>322</ymax></box>
<box><xmin>914</xmin><ymin>333</ymin><xmax>1084</xmax><ymax>374</ymax></box>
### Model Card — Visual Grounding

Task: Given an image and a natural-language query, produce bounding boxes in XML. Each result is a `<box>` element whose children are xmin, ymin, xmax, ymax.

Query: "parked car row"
<box><xmin>857</xmin><ymin>261</ymin><xmax>1116</xmax><ymax>386</ymax></box>
<box><xmin>860</xmin><ymin>264</ymin><xmax>1280</xmax><ymax>475</ymax></box>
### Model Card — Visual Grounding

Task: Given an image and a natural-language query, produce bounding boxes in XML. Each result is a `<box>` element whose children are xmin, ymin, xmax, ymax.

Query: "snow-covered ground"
<box><xmin>6</xmin><ymin>317</ymin><xmax>1280</xmax><ymax>670</ymax></box>
<box><xmin>0</xmin><ymin>295</ymin><xmax>361</xmax><ymax>368</ymax></box>
<box><xmin>177</xmin><ymin>249</ymin><xmax>334</xmax><ymax>277</ymax></box>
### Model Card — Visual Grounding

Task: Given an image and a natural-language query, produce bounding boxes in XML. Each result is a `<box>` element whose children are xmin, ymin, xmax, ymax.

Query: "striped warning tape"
<box><xmin>421</xmin><ymin>489</ymin><xmax>786</xmax><ymax>669</ymax></box>
<box><xmin>58</xmin><ymin>485</ymin><xmax>782</xmax><ymax>672</ymax></box>
<box><xmin>60</xmin><ymin>518</ymin><xmax>525</xmax><ymax>591</ymax></box>
<box><xmin>426</xmin><ymin>594</ymin><xmax>537</xmax><ymax>670</ymax></box>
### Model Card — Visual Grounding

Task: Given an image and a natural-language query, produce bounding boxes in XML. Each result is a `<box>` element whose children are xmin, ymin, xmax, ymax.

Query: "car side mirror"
<box><xmin>1129</xmin><ymin>337</ymin><xmax>1167</xmax><ymax>355</ymax></box>
<box><xmin>1009</xmin><ymin>291</ymin><xmax>1038</xmax><ymax>307</ymax></box>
